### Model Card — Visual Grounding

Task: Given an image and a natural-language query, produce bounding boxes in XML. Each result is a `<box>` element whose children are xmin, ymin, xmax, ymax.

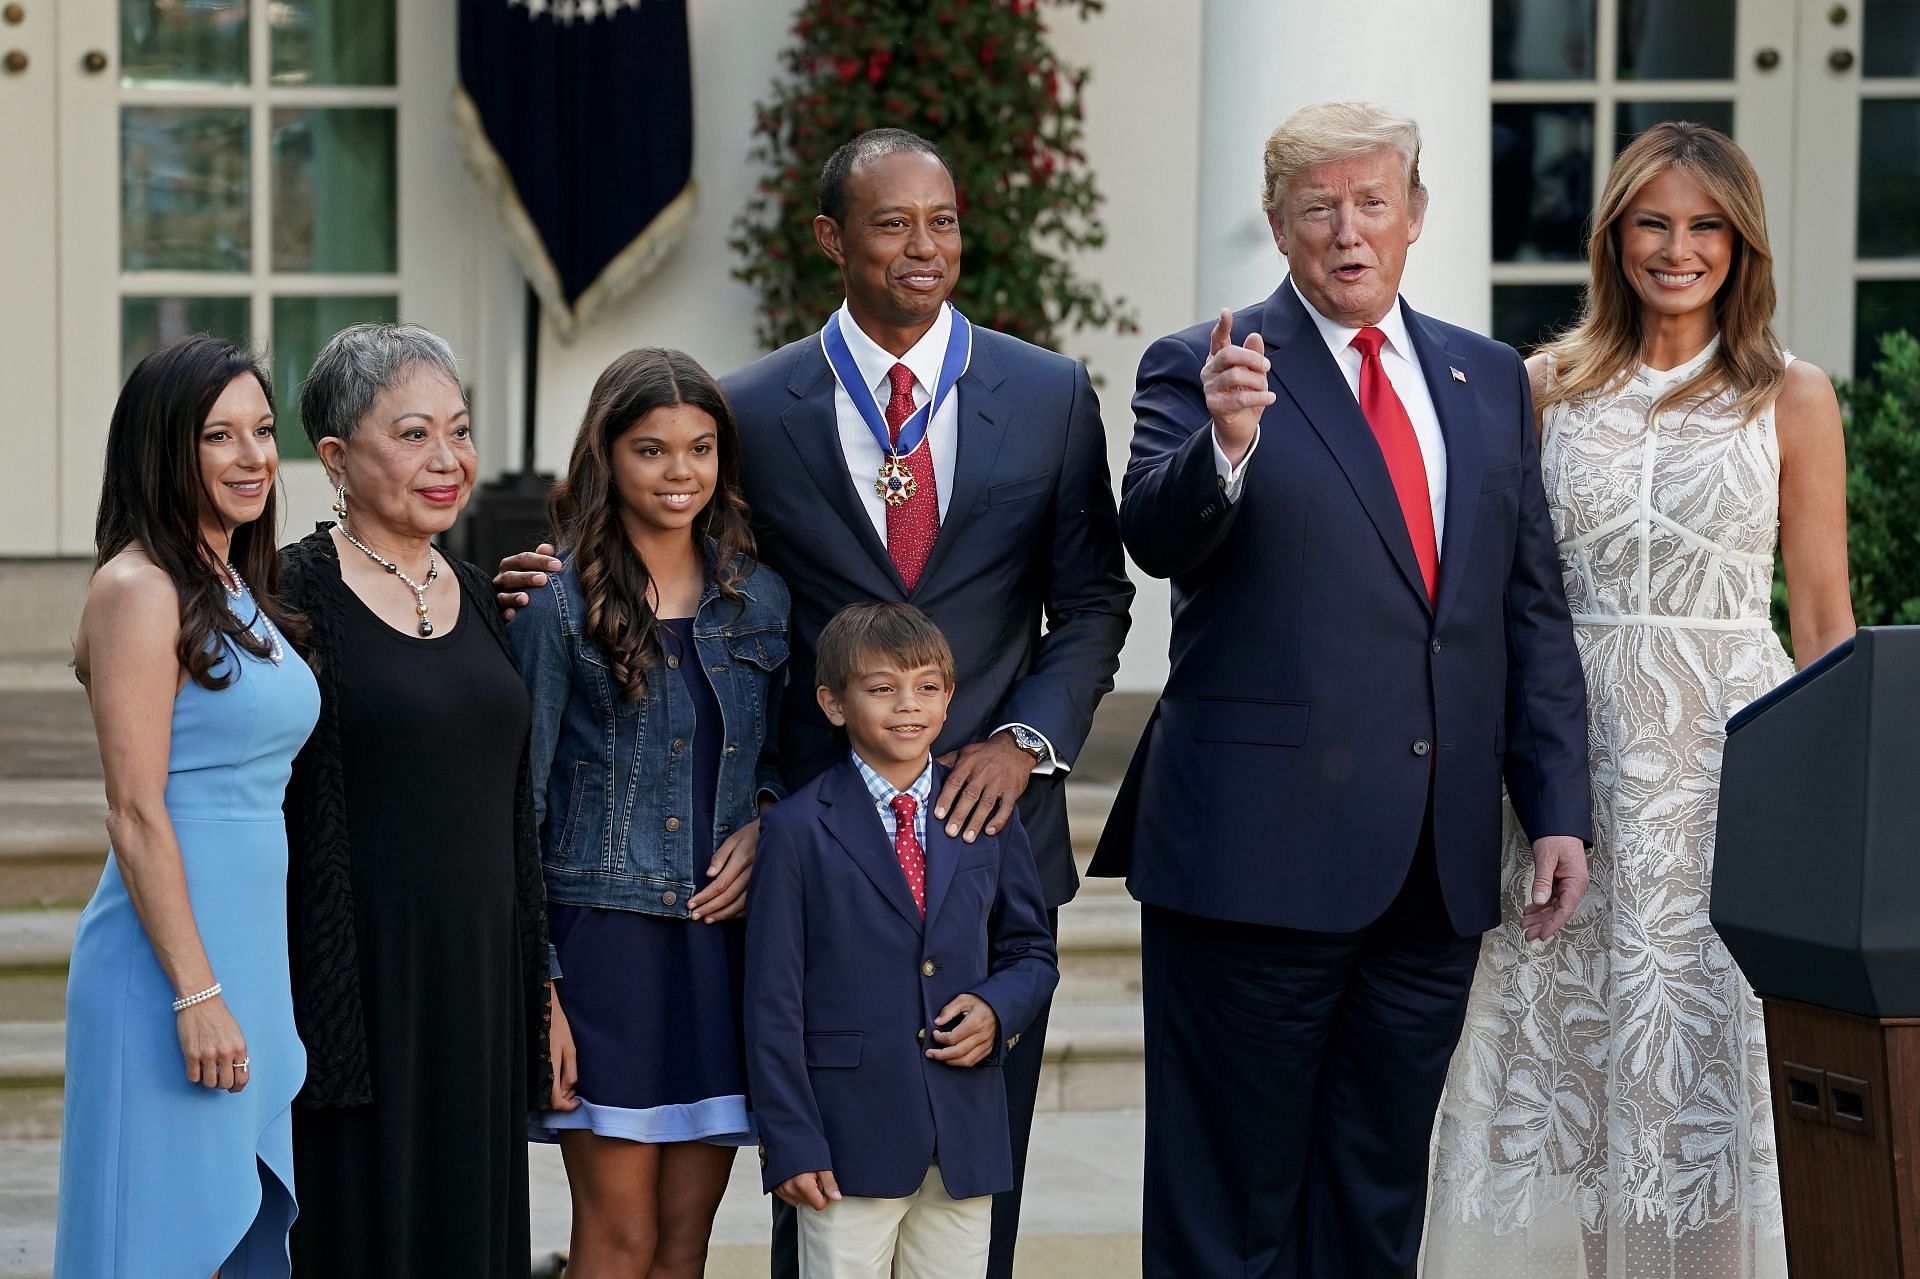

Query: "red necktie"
<box><xmin>1350</xmin><ymin>327</ymin><xmax>1438</xmax><ymax>605</ymax></box>
<box><xmin>884</xmin><ymin>362</ymin><xmax>939</xmax><ymax>590</ymax></box>
<box><xmin>890</xmin><ymin>793</ymin><xmax>927</xmax><ymax>917</ymax></box>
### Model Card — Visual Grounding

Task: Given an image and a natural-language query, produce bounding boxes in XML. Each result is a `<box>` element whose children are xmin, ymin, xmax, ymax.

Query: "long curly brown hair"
<box><xmin>547</xmin><ymin>348</ymin><xmax>756</xmax><ymax>701</ymax></box>
<box><xmin>94</xmin><ymin>335</ymin><xmax>308</xmax><ymax>689</ymax></box>
<box><xmin>1537</xmin><ymin>121</ymin><xmax>1786</xmax><ymax>426</ymax></box>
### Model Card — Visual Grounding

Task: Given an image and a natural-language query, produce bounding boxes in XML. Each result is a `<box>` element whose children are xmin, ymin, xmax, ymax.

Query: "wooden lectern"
<box><xmin>1714</xmin><ymin>626</ymin><xmax>1920</xmax><ymax>1277</ymax></box>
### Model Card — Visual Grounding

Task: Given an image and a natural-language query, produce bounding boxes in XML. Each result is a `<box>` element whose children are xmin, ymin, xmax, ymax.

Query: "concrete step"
<box><xmin>1057</xmin><ymin>892</ymin><xmax>1141</xmax><ymax>1004</ymax></box>
<box><xmin>1038</xmin><ymin>1001</ymin><xmax>1144</xmax><ymax>1113</ymax></box>
<box><xmin>0</xmin><ymin>780</ymin><xmax>107</xmax><ymax>911</ymax></box>
<box><xmin>0</xmin><ymin>1023</ymin><xmax>64</xmax><ymax>1140</ymax></box>
<box><xmin>0</xmin><ymin>911</ymin><xmax>75</xmax><ymax>1024</ymax></box>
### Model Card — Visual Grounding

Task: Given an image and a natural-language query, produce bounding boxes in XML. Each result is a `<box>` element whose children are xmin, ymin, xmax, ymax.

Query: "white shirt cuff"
<box><xmin>992</xmin><ymin>723</ymin><xmax>1068</xmax><ymax>775</ymax></box>
<box><xmin>1211</xmin><ymin>424</ymin><xmax>1260</xmax><ymax>503</ymax></box>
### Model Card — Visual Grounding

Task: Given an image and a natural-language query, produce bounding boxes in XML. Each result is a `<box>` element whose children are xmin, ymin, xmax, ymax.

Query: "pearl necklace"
<box><xmin>338</xmin><ymin>525</ymin><xmax>441</xmax><ymax>637</ymax></box>
<box><xmin>217</xmin><ymin>562</ymin><xmax>284</xmax><ymax>663</ymax></box>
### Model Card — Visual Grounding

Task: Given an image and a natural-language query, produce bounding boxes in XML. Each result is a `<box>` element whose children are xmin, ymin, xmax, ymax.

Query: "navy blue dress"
<box><xmin>534</xmin><ymin>618</ymin><xmax>753</xmax><ymax>1145</ymax></box>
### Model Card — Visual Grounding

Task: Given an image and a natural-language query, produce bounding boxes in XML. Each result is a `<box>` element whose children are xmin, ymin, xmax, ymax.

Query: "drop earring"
<box><xmin>331</xmin><ymin>483</ymin><xmax>348</xmax><ymax>523</ymax></box>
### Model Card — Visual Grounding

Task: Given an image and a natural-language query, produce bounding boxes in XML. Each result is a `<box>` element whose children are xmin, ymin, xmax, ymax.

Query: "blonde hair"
<box><xmin>1261</xmin><ymin>101</ymin><xmax>1427</xmax><ymax>217</ymax></box>
<box><xmin>1537</xmin><ymin>121</ymin><xmax>1785</xmax><ymax>425</ymax></box>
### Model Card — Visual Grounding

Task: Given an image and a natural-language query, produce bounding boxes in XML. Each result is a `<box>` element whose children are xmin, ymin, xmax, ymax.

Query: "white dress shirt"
<box><xmin>826</xmin><ymin>301</ymin><xmax>1065</xmax><ymax>775</ymax></box>
<box><xmin>831</xmin><ymin>301</ymin><xmax>962</xmax><ymax>534</ymax></box>
<box><xmin>1214</xmin><ymin>279</ymin><xmax>1449</xmax><ymax>550</ymax></box>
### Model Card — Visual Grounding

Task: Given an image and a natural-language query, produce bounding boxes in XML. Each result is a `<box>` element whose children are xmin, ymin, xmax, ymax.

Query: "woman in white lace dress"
<box><xmin>1425</xmin><ymin>123</ymin><xmax>1855</xmax><ymax>1279</ymax></box>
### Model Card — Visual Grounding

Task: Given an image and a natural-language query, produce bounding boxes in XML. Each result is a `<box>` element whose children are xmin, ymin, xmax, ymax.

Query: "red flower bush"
<box><xmin>731</xmin><ymin>0</ymin><xmax>1132</xmax><ymax>353</ymax></box>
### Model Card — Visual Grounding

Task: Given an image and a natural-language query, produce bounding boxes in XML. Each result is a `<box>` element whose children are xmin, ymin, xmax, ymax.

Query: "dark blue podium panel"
<box><xmin>1713</xmin><ymin>627</ymin><xmax>1920</xmax><ymax>1017</ymax></box>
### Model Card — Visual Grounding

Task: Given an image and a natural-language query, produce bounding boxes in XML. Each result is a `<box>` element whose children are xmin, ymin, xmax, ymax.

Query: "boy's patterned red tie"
<box><xmin>890</xmin><ymin>793</ymin><xmax>927</xmax><ymax>917</ymax></box>
<box><xmin>1350</xmin><ymin>326</ymin><xmax>1439</xmax><ymax>605</ymax></box>
<box><xmin>884</xmin><ymin>362</ymin><xmax>939</xmax><ymax>590</ymax></box>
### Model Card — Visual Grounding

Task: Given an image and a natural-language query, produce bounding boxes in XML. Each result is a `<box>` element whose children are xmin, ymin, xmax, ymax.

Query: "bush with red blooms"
<box><xmin>731</xmin><ymin>0</ymin><xmax>1135</xmax><ymax>353</ymax></box>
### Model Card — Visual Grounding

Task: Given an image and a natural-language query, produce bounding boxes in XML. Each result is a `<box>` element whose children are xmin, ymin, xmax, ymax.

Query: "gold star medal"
<box><xmin>876</xmin><ymin>456</ymin><xmax>918</xmax><ymax>506</ymax></box>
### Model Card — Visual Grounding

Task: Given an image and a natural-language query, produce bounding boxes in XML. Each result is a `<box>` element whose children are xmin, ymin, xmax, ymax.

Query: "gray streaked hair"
<box><xmin>298</xmin><ymin>322</ymin><xmax>464</xmax><ymax>449</ymax></box>
<box><xmin>1260</xmin><ymin>101</ymin><xmax>1427</xmax><ymax>217</ymax></box>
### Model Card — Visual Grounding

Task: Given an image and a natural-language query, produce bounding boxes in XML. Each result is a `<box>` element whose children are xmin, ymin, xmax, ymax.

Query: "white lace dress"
<box><xmin>1425</xmin><ymin>339</ymin><xmax>1793</xmax><ymax>1279</ymax></box>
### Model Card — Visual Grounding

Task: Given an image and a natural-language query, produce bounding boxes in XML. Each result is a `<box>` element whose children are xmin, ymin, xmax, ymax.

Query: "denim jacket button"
<box><xmin>665</xmin><ymin>817</ymin><xmax>681</xmax><ymax>832</ymax></box>
<box><xmin>666</xmin><ymin>654</ymin><xmax>680</xmax><ymax>669</ymax></box>
<box><xmin>671</xmin><ymin>739</ymin><xmax>686</xmax><ymax>754</ymax></box>
<box><xmin>661</xmin><ymin>891</ymin><xmax>677</xmax><ymax>906</ymax></box>
<box><xmin>710</xmin><ymin>664</ymin><xmax>728</xmax><ymax>674</ymax></box>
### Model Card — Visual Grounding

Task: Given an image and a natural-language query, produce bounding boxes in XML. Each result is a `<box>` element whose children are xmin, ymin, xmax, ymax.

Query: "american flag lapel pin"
<box><xmin>1449</xmin><ymin>366</ymin><xmax>1467</xmax><ymax>383</ymax></box>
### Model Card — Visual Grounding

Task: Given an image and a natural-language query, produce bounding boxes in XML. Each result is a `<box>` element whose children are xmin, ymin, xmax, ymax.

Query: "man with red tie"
<box><xmin>722</xmin><ymin>130</ymin><xmax>1132</xmax><ymax>1278</ymax></box>
<box><xmin>495</xmin><ymin>129</ymin><xmax>1128</xmax><ymax>1276</ymax></box>
<box><xmin>1089</xmin><ymin>100</ymin><xmax>1593</xmax><ymax>1277</ymax></box>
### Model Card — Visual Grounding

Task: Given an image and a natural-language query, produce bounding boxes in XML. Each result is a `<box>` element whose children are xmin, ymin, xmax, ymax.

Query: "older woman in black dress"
<box><xmin>279</xmin><ymin>323</ymin><xmax>549</xmax><ymax>1277</ymax></box>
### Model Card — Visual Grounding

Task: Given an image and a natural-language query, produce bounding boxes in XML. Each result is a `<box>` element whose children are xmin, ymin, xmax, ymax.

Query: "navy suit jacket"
<box><xmin>1088</xmin><ymin>281</ymin><xmax>1591</xmax><ymax>935</ymax></box>
<box><xmin>723</xmin><ymin>326</ymin><xmax>1133</xmax><ymax>909</ymax></box>
<box><xmin>744</xmin><ymin>759</ymin><xmax>1059</xmax><ymax>1200</ymax></box>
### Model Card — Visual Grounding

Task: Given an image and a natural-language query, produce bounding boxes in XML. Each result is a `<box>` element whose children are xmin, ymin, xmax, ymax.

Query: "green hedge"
<box><xmin>1773</xmin><ymin>329</ymin><xmax>1920</xmax><ymax>653</ymax></box>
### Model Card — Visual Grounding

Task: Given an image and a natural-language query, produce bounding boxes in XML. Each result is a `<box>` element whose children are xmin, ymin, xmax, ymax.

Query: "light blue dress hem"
<box><xmin>530</xmin><ymin>1094</ymin><xmax>755</xmax><ymax>1147</ymax></box>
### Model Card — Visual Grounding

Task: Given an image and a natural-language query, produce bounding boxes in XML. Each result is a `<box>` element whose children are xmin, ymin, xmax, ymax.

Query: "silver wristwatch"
<box><xmin>1005</xmin><ymin>725</ymin><xmax>1048</xmax><ymax>762</ymax></box>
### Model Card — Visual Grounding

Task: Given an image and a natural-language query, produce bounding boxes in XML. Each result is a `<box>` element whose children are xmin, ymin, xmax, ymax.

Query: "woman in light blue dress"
<box><xmin>57</xmin><ymin>336</ymin><xmax>318</xmax><ymax>1277</ymax></box>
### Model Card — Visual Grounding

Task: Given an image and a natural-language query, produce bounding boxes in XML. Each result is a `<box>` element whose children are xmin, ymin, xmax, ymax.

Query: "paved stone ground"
<box><xmin>0</xmin><ymin>1110</ymin><xmax>1145</xmax><ymax>1277</ymax></box>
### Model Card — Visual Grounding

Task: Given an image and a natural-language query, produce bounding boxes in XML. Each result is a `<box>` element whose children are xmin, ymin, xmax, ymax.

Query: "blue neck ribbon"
<box><xmin>820</xmin><ymin>304</ymin><xmax>972</xmax><ymax>461</ymax></box>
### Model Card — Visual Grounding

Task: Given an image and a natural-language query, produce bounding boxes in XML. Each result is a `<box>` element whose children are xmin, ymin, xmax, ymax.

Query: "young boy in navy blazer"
<box><xmin>746</xmin><ymin>602</ymin><xmax>1059</xmax><ymax>1278</ymax></box>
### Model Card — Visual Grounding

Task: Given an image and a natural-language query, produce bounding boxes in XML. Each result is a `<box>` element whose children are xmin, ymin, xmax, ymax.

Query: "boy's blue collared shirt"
<box><xmin>852</xmin><ymin>751</ymin><xmax>932</xmax><ymax>848</ymax></box>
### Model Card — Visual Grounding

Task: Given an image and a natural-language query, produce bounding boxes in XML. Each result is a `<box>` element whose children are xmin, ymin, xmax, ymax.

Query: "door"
<box><xmin>1786</xmin><ymin>0</ymin><xmax>1920</xmax><ymax>379</ymax></box>
<box><xmin>53</xmin><ymin>0</ymin><xmax>474</xmax><ymax>555</ymax></box>
<box><xmin>1489</xmin><ymin>0</ymin><xmax>1797</xmax><ymax>354</ymax></box>
<box><xmin>1489</xmin><ymin>0</ymin><xmax>1920</xmax><ymax>387</ymax></box>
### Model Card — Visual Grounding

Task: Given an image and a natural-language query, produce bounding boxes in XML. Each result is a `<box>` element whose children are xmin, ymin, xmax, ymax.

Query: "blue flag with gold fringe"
<box><xmin>455</xmin><ymin>0</ymin><xmax>694</xmax><ymax>339</ymax></box>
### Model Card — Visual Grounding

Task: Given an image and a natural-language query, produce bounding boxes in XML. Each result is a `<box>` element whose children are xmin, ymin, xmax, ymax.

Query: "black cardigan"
<box><xmin>280</xmin><ymin>526</ymin><xmax>551</xmax><ymax>1109</ymax></box>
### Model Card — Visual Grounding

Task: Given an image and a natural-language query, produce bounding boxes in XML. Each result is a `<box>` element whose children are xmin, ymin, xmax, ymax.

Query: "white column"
<box><xmin>1193</xmin><ymin>0</ymin><xmax>1493</xmax><ymax>333</ymax></box>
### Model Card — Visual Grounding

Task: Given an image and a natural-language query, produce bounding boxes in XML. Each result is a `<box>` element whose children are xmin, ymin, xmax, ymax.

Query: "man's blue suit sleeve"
<box><xmin>1501</xmin><ymin>353</ymin><xmax>1595</xmax><ymax>844</ymax></box>
<box><xmin>987</xmin><ymin>360</ymin><xmax>1133</xmax><ymax>767</ymax></box>
<box><xmin>1121</xmin><ymin>330</ymin><xmax>1249</xmax><ymax>579</ymax></box>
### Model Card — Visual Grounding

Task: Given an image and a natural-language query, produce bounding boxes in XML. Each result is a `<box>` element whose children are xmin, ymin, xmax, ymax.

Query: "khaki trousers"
<box><xmin>796</xmin><ymin>1165</ymin><xmax>991</xmax><ymax>1279</ymax></box>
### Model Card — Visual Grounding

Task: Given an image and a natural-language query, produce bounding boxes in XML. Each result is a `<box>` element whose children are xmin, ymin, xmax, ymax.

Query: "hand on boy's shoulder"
<box><xmin>925</xmin><ymin>993</ymin><xmax>1000</xmax><ymax>1068</ymax></box>
<box><xmin>775</xmin><ymin>1169</ymin><xmax>842</xmax><ymax>1211</ymax></box>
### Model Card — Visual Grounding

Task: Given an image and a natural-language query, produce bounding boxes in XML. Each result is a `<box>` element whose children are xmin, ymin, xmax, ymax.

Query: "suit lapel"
<box><xmin>819</xmin><ymin>761</ymin><xmax>924</xmax><ymax>933</ymax></box>
<box><xmin>912</xmin><ymin>338</ymin><xmax>1009</xmax><ymax>595</ymax></box>
<box><xmin>1261</xmin><ymin>280</ymin><xmax>1430</xmax><ymax>611</ymax></box>
<box><xmin>920</xmin><ymin>764</ymin><xmax>963</xmax><ymax>930</ymax></box>
<box><xmin>1402</xmin><ymin>303</ymin><xmax>1486</xmax><ymax>629</ymax></box>
<box><xmin>781</xmin><ymin>345</ymin><xmax>910</xmax><ymax>596</ymax></box>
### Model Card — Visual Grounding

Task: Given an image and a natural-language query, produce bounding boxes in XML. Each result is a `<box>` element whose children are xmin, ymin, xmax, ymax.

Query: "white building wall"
<box><xmin>3</xmin><ymin>1</ymin><xmax>1495</xmax><ymax>685</ymax></box>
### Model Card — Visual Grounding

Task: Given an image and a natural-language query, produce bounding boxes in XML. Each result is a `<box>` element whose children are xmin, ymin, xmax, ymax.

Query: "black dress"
<box><xmin>290</xmin><ymin>588</ymin><xmax>533</xmax><ymax>1277</ymax></box>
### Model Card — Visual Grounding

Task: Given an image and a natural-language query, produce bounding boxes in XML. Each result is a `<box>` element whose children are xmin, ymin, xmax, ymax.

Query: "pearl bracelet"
<box><xmin>171</xmin><ymin>982</ymin><xmax>222</xmax><ymax>1012</ymax></box>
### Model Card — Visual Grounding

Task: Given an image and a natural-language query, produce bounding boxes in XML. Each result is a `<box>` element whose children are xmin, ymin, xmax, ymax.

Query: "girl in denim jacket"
<box><xmin>509</xmin><ymin>347</ymin><xmax>789</xmax><ymax>1276</ymax></box>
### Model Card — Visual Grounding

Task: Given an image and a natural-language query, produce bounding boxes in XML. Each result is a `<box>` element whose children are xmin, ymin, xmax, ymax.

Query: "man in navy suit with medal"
<box><xmin>1090</xmin><ymin>101</ymin><xmax>1593</xmax><ymax>1277</ymax></box>
<box><xmin>733</xmin><ymin>127</ymin><xmax>1131</xmax><ymax>1279</ymax></box>
<box><xmin>497</xmin><ymin>128</ymin><xmax>1132</xmax><ymax>1277</ymax></box>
